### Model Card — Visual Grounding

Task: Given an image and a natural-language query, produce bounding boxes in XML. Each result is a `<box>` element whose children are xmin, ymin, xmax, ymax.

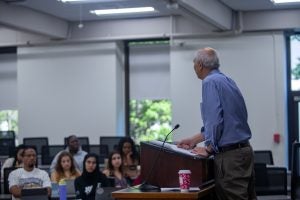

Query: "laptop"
<box><xmin>98</xmin><ymin>187</ymin><xmax>120</xmax><ymax>200</ymax></box>
<box><xmin>51</xmin><ymin>179</ymin><xmax>76</xmax><ymax>197</ymax></box>
<box><xmin>21</xmin><ymin>188</ymin><xmax>48</xmax><ymax>200</ymax></box>
<box><xmin>65</xmin><ymin>179</ymin><xmax>76</xmax><ymax>195</ymax></box>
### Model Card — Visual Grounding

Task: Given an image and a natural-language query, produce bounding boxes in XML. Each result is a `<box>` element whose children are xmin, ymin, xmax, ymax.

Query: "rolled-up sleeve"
<box><xmin>202</xmin><ymin>80</ymin><xmax>223</xmax><ymax>152</ymax></box>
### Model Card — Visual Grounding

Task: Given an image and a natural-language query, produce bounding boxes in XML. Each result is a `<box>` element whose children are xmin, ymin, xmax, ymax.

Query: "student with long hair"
<box><xmin>1</xmin><ymin>144</ymin><xmax>25</xmax><ymax>179</ymax></box>
<box><xmin>50</xmin><ymin>151</ymin><xmax>81</xmax><ymax>183</ymax></box>
<box><xmin>102</xmin><ymin>151</ymin><xmax>128</xmax><ymax>188</ymax></box>
<box><xmin>74</xmin><ymin>153</ymin><xmax>110</xmax><ymax>200</ymax></box>
<box><xmin>117</xmin><ymin>137</ymin><xmax>140</xmax><ymax>185</ymax></box>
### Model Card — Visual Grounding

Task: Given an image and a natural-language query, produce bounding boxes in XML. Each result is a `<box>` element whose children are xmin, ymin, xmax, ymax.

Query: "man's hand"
<box><xmin>191</xmin><ymin>147</ymin><xmax>210</xmax><ymax>158</ymax></box>
<box><xmin>177</xmin><ymin>138</ymin><xmax>196</xmax><ymax>150</ymax></box>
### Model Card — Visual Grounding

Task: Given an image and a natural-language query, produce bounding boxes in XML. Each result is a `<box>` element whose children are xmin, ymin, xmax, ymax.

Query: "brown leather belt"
<box><xmin>219</xmin><ymin>141</ymin><xmax>250</xmax><ymax>153</ymax></box>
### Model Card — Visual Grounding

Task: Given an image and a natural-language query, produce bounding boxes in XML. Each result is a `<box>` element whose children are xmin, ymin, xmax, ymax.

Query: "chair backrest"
<box><xmin>86</xmin><ymin>144</ymin><xmax>109</xmax><ymax>164</ymax></box>
<box><xmin>23</xmin><ymin>137</ymin><xmax>49</xmax><ymax>155</ymax></box>
<box><xmin>41</xmin><ymin>145</ymin><xmax>65</xmax><ymax>165</ymax></box>
<box><xmin>0</xmin><ymin>130</ymin><xmax>15</xmax><ymax>139</ymax></box>
<box><xmin>292</xmin><ymin>142</ymin><xmax>300</xmax><ymax>200</ymax></box>
<box><xmin>100</xmin><ymin>136</ymin><xmax>123</xmax><ymax>153</ymax></box>
<box><xmin>64</xmin><ymin>136</ymin><xmax>89</xmax><ymax>146</ymax></box>
<box><xmin>254</xmin><ymin>150</ymin><xmax>274</xmax><ymax>165</ymax></box>
<box><xmin>4</xmin><ymin>167</ymin><xmax>17</xmax><ymax>194</ymax></box>
<box><xmin>266</xmin><ymin>167</ymin><xmax>287</xmax><ymax>195</ymax></box>
<box><xmin>0</xmin><ymin>138</ymin><xmax>15</xmax><ymax>156</ymax></box>
<box><xmin>254</xmin><ymin>163</ymin><xmax>287</xmax><ymax>196</ymax></box>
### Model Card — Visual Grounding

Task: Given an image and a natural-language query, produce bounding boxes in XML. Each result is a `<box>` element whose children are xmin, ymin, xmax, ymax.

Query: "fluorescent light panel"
<box><xmin>58</xmin><ymin>0</ymin><xmax>102</xmax><ymax>3</ymax></box>
<box><xmin>90</xmin><ymin>7</ymin><xmax>155</xmax><ymax>15</ymax></box>
<box><xmin>272</xmin><ymin>0</ymin><xmax>300</xmax><ymax>4</ymax></box>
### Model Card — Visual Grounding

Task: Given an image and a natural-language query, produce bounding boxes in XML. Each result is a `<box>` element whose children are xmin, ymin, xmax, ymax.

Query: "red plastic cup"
<box><xmin>178</xmin><ymin>170</ymin><xmax>191</xmax><ymax>192</ymax></box>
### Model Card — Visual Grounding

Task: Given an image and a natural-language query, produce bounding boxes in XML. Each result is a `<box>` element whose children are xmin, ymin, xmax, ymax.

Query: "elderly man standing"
<box><xmin>178</xmin><ymin>47</ymin><xmax>256</xmax><ymax>200</ymax></box>
<box><xmin>50</xmin><ymin>135</ymin><xmax>87</xmax><ymax>173</ymax></box>
<box><xmin>9</xmin><ymin>146</ymin><xmax>51</xmax><ymax>200</ymax></box>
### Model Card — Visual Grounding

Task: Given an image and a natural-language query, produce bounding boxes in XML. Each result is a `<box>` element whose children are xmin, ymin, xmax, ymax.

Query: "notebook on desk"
<box><xmin>21</xmin><ymin>188</ymin><xmax>48</xmax><ymax>200</ymax></box>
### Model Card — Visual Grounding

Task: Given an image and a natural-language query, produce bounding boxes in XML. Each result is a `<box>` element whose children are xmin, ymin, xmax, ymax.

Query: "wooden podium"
<box><xmin>140</xmin><ymin>141</ymin><xmax>214</xmax><ymax>188</ymax></box>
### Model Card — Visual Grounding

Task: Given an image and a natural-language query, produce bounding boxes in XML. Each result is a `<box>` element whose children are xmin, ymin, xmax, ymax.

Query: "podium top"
<box><xmin>146</xmin><ymin>140</ymin><xmax>207</xmax><ymax>159</ymax></box>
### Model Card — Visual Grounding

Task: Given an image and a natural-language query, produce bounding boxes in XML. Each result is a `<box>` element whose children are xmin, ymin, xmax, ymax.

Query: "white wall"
<box><xmin>2</xmin><ymin>31</ymin><xmax>287</xmax><ymax>166</ymax></box>
<box><xmin>171</xmin><ymin>32</ymin><xmax>286</xmax><ymax>166</ymax></box>
<box><xmin>0</xmin><ymin>53</ymin><xmax>17</xmax><ymax>110</ymax></box>
<box><xmin>17</xmin><ymin>42</ymin><xmax>125</xmax><ymax>144</ymax></box>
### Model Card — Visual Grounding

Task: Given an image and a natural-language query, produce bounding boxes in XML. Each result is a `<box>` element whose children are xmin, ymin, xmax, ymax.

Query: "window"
<box><xmin>290</xmin><ymin>34</ymin><xmax>300</xmax><ymax>91</ymax></box>
<box><xmin>0</xmin><ymin>110</ymin><xmax>18</xmax><ymax>133</ymax></box>
<box><xmin>127</xmin><ymin>40</ymin><xmax>172</xmax><ymax>143</ymax></box>
<box><xmin>130</xmin><ymin>99</ymin><xmax>171</xmax><ymax>143</ymax></box>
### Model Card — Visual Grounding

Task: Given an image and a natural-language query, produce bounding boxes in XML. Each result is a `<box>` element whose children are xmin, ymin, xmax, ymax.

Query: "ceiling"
<box><xmin>8</xmin><ymin>0</ymin><xmax>300</xmax><ymax>22</ymax></box>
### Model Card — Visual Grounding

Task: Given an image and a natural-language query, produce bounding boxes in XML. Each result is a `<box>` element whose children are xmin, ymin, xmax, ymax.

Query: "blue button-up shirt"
<box><xmin>201</xmin><ymin>69</ymin><xmax>251</xmax><ymax>152</ymax></box>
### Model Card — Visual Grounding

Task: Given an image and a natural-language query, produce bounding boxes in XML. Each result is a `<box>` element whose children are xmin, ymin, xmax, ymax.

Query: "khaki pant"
<box><xmin>214</xmin><ymin>146</ymin><xmax>257</xmax><ymax>200</ymax></box>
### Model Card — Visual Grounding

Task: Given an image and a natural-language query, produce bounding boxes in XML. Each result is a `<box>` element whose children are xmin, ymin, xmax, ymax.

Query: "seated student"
<box><xmin>75</xmin><ymin>153</ymin><xmax>110</xmax><ymax>200</ymax></box>
<box><xmin>8</xmin><ymin>146</ymin><xmax>51</xmax><ymax>200</ymax></box>
<box><xmin>1</xmin><ymin>144</ymin><xmax>25</xmax><ymax>180</ymax></box>
<box><xmin>50</xmin><ymin>151</ymin><xmax>81</xmax><ymax>183</ymax></box>
<box><xmin>117</xmin><ymin>137</ymin><xmax>140</xmax><ymax>185</ymax></box>
<box><xmin>50</xmin><ymin>135</ymin><xmax>87</xmax><ymax>173</ymax></box>
<box><xmin>102</xmin><ymin>151</ymin><xmax>128</xmax><ymax>188</ymax></box>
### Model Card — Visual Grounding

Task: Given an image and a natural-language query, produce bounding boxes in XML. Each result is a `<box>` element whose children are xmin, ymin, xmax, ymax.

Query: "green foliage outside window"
<box><xmin>292</xmin><ymin>58</ymin><xmax>300</xmax><ymax>79</ymax></box>
<box><xmin>0</xmin><ymin>110</ymin><xmax>18</xmax><ymax>135</ymax></box>
<box><xmin>130</xmin><ymin>100</ymin><xmax>172</xmax><ymax>143</ymax></box>
<box><xmin>291</xmin><ymin>35</ymin><xmax>300</xmax><ymax>80</ymax></box>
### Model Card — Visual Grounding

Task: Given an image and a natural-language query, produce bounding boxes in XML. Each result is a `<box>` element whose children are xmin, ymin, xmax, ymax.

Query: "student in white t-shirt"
<box><xmin>8</xmin><ymin>146</ymin><xmax>51</xmax><ymax>200</ymax></box>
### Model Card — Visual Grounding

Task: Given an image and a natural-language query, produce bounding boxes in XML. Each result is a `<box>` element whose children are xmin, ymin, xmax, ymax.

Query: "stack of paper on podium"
<box><xmin>149</xmin><ymin>140</ymin><xmax>198</xmax><ymax>157</ymax></box>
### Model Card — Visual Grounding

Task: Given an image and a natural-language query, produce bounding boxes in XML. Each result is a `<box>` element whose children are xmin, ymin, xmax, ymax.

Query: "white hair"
<box><xmin>194</xmin><ymin>47</ymin><xmax>220</xmax><ymax>69</ymax></box>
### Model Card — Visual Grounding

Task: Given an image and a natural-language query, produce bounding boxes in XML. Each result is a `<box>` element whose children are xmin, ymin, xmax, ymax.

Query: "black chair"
<box><xmin>0</xmin><ymin>130</ymin><xmax>15</xmax><ymax>139</ymax></box>
<box><xmin>64</xmin><ymin>136</ymin><xmax>89</xmax><ymax>147</ymax></box>
<box><xmin>82</xmin><ymin>144</ymin><xmax>109</xmax><ymax>164</ymax></box>
<box><xmin>23</xmin><ymin>137</ymin><xmax>49</xmax><ymax>155</ymax></box>
<box><xmin>0</xmin><ymin>161</ymin><xmax>1</xmax><ymax>194</ymax></box>
<box><xmin>4</xmin><ymin>167</ymin><xmax>17</xmax><ymax>194</ymax></box>
<box><xmin>254</xmin><ymin>150</ymin><xmax>274</xmax><ymax>165</ymax></box>
<box><xmin>41</xmin><ymin>145</ymin><xmax>65</xmax><ymax>165</ymax></box>
<box><xmin>0</xmin><ymin>138</ymin><xmax>15</xmax><ymax>156</ymax></box>
<box><xmin>100</xmin><ymin>136</ymin><xmax>123</xmax><ymax>153</ymax></box>
<box><xmin>254</xmin><ymin>163</ymin><xmax>287</xmax><ymax>196</ymax></box>
<box><xmin>292</xmin><ymin>142</ymin><xmax>300</xmax><ymax>200</ymax></box>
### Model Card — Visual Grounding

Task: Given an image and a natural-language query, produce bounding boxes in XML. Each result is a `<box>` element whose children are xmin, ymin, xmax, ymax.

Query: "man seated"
<box><xmin>50</xmin><ymin>134</ymin><xmax>87</xmax><ymax>173</ymax></box>
<box><xmin>8</xmin><ymin>146</ymin><xmax>51</xmax><ymax>200</ymax></box>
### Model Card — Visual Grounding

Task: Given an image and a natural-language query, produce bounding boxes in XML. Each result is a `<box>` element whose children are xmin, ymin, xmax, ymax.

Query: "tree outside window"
<box><xmin>130</xmin><ymin>100</ymin><xmax>172</xmax><ymax>143</ymax></box>
<box><xmin>0</xmin><ymin>110</ymin><xmax>18</xmax><ymax>135</ymax></box>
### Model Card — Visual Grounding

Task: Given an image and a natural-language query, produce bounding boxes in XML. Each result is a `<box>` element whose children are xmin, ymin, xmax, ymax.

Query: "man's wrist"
<box><xmin>205</xmin><ymin>146</ymin><xmax>213</xmax><ymax>155</ymax></box>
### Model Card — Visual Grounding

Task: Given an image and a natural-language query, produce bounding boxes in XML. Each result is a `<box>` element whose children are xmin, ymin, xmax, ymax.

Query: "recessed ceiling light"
<box><xmin>90</xmin><ymin>7</ymin><xmax>156</xmax><ymax>15</ymax></box>
<box><xmin>271</xmin><ymin>0</ymin><xmax>300</xmax><ymax>4</ymax></box>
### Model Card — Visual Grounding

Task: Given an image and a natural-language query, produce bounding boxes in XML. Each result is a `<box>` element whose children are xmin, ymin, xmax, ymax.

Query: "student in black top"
<box><xmin>74</xmin><ymin>153</ymin><xmax>109</xmax><ymax>200</ymax></box>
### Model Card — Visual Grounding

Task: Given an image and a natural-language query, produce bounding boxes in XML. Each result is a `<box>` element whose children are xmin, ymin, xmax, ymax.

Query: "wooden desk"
<box><xmin>112</xmin><ymin>185</ymin><xmax>214</xmax><ymax>200</ymax></box>
<box><xmin>0</xmin><ymin>194</ymin><xmax>10</xmax><ymax>200</ymax></box>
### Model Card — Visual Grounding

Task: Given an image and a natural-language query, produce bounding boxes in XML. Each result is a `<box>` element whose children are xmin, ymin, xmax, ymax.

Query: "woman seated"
<box><xmin>102</xmin><ymin>150</ymin><xmax>128</xmax><ymax>188</ymax></box>
<box><xmin>75</xmin><ymin>153</ymin><xmax>110</xmax><ymax>200</ymax></box>
<box><xmin>51</xmin><ymin>151</ymin><xmax>81</xmax><ymax>183</ymax></box>
<box><xmin>1</xmin><ymin>144</ymin><xmax>25</xmax><ymax>179</ymax></box>
<box><xmin>117</xmin><ymin>137</ymin><xmax>140</xmax><ymax>185</ymax></box>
